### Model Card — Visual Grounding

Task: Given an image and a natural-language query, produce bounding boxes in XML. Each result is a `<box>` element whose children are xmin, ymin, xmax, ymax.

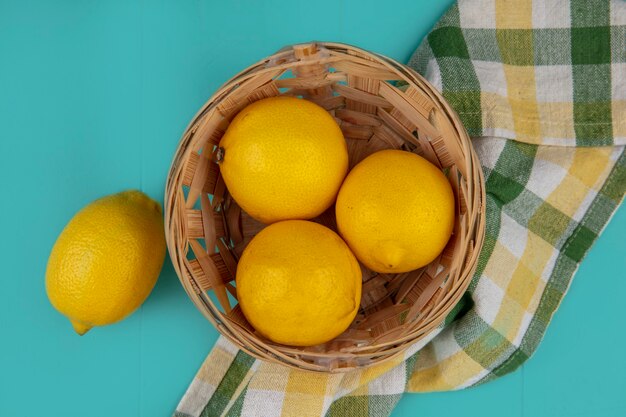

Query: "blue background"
<box><xmin>1</xmin><ymin>0</ymin><xmax>625</xmax><ymax>416</ymax></box>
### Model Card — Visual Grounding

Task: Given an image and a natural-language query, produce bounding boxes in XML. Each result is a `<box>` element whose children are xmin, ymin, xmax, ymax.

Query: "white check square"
<box><xmin>241</xmin><ymin>389</ymin><xmax>284</xmax><ymax>417</ymax></box>
<box><xmin>474</xmin><ymin>276</ymin><xmax>505</xmax><ymax>324</ymax></box>
<box><xmin>526</xmin><ymin>156</ymin><xmax>569</xmax><ymax>200</ymax></box>
<box><xmin>459</xmin><ymin>0</ymin><xmax>496</xmax><ymax>29</ymax></box>
<box><xmin>472</xmin><ymin>136</ymin><xmax>507</xmax><ymax>171</ymax></box>
<box><xmin>474</xmin><ymin>60</ymin><xmax>508</xmax><ymax>95</ymax></box>
<box><xmin>611</xmin><ymin>0</ymin><xmax>626</xmax><ymax>25</ymax></box>
<box><xmin>611</xmin><ymin>63</ymin><xmax>626</xmax><ymax>100</ymax></box>
<box><xmin>532</xmin><ymin>0</ymin><xmax>571</xmax><ymax>28</ymax></box>
<box><xmin>499</xmin><ymin>211</ymin><xmax>528</xmax><ymax>260</ymax></box>
<box><xmin>535</xmin><ymin>65</ymin><xmax>574</xmax><ymax>102</ymax></box>
<box><xmin>368</xmin><ymin>364</ymin><xmax>406</xmax><ymax>395</ymax></box>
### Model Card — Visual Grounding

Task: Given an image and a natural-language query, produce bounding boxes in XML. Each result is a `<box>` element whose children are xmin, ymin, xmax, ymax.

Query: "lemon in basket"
<box><xmin>46</xmin><ymin>190</ymin><xmax>166</xmax><ymax>335</ymax></box>
<box><xmin>336</xmin><ymin>150</ymin><xmax>455</xmax><ymax>274</ymax></box>
<box><xmin>236</xmin><ymin>220</ymin><xmax>362</xmax><ymax>346</ymax></box>
<box><xmin>217</xmin><ymin>96</ymin><xmax>348</xmax><ymax>224</ymax></box>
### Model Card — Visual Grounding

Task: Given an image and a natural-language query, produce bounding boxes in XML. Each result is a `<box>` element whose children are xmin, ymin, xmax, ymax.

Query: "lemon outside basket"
<box><xmin>164</xmin><ymin>42</ymin><xmax>486</xmax><ymax>373</ymax></box>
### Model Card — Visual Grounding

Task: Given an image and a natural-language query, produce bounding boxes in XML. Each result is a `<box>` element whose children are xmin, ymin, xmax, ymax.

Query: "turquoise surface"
<box><xmin>1</xmin><ymin>0</ymin><xmax>624</xmax><ymax>416</ymax></box>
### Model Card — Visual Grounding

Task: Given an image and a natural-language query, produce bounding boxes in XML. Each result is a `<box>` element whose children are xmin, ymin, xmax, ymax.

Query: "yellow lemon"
<box><xmin>218</xmin><ymin>96</ymin><xmax>348</xmax><ymax>224</ymax></box>
<box><xmin>236</xmin><ymin>220</ymin><xmax>362</xmax><ymax>346</ymax></box>
<box><xmin>46</xmin><ymin>190</ymin><xmax>166</xmax><ymax>335</ymax></box>
<box><xmin>336</xmin><ymin>150</ymin><xmax>455</xmax><ymax>274</ymax></box>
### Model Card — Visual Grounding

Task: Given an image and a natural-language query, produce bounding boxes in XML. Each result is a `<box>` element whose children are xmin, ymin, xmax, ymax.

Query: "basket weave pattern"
<box><xmin>165</xmin><ymin>42</ymin><xmax>486</xmax><ymax>372</ymax></box>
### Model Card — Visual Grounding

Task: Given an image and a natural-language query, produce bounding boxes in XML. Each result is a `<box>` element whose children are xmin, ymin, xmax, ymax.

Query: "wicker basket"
<box><xmin>165</xmin><ymin>42</ymin><xmax>485</xmax><ymax>373</ymax></box>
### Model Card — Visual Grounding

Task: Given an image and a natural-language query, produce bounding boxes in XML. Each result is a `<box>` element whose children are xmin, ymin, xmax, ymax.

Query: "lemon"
<box><xmin>236</xmin><ymin>220</ymin><xmax>362</xmax><ymax>346</ymax></box>
<box><xmin>218</xmin><ymin>96</ymin><xmax>348</xmax><ymax>224</ymax></box>
<box><xmin>46</xmin><ymin>190</ymin><xmax>166</xmax><ymax>335</ymax></box>
<box><xmin>336</xmin><ymin>150</ymin><xmax>455</xmax><ymax>274</ymax></box>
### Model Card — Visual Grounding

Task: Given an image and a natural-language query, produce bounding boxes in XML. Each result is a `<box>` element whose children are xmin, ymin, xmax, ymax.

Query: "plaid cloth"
<box><xmin>174</xmin><ymin>1</ymin><xmax>626</xmax><ymax>416</ymax></box>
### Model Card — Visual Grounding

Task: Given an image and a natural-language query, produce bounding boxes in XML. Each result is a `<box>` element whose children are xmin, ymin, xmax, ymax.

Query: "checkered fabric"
<box><xmin>174</xmin><ymin>1</ymin><xmax>626</xmax><ymax>415</ymax></box>
<box><xmin>412</xmin><ymin>0</ymin><xmax>626</xmax><ymax>147</ymax></box>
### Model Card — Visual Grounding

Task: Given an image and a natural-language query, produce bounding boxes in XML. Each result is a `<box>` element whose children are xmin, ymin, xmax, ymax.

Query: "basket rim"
<box><xmin>164</xmin><ymin>41</ymin><xmax>487</xmax><ymax>373</ymax></box>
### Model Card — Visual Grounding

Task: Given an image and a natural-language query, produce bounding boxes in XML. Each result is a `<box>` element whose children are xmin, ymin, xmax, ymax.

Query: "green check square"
<box><xmin>577</xmin><ymin>126</ymin><xmax>615</xmax><ymax>146</ymax></box>
<box><xmin>486</xmin><ymin>171</ymin><xmax>525</xmax><ymax>205</ymax></box>
<box><xmin>528</xmin><ymin>202</ymin><xmax>575</xmax><ymax>247</ymax></box>
<box><xmin>572</xmin><ymin>64</ymin><xmax>611</xmax><ymax>101</ymax></box>
<box><xmin>573</xmin><ymin>124</ymin><xmax>613</xmax><ymax>146</ymax></box>
<box><xmin>535</xmin><ymin>287</ymin><xmax>565</xmax><ymax>325</ymax></box>
<box><xmin>454</xmin><ymin>311</ymin><xmax>516</xmax><ymax>370</ymax></box>
<box><xmin>571</xmin><ymin>26</ymin><xmax>611</xmax><ymax>65</ymax></box>
<box><xmin>438</xmin><ymin>57</ymin><xmax>481</xmax><ymax>90</ymax></box>
<box><xmin>573</xmin><ymin>101</ymin><xmax>613</xmax><ymax>145</ymax></box>
<box><xmin>428</xmin><ymin>26</ymin><xmax>470</xmax><ymax>59</ymax></box>
<box><xmin>582</xmin><ymin>193</ymin><xmax>617</xmax><ymax>232</ymax></box>
<box><xmin>502</xmin><ymin>189</ymin><xmax>545</xmax><ymax>229</ymax></box>
<box><xmin>367</xmin><ymin>395</ymin><xmax>403</xmax><ymax>417</ymax></box>
<box><xmin>492</xmin><ymin>349</ymin><xmax>529</xmax><ymax>377</ymax></box>
<box><xmin>563</xmin><ymin>224</ymin><xmax>597</xmax><ymax>262</ymax></box>
<box><xmin>533</xmin><ymin>28</ymin><xmax>571</xmax><ymax>65</ymax></box>
<box><xmin>464</xmin><ymin>29</ymin><xmax>501</xmax><ymax>61</ymax></box>
<box><xmin>496</xmin><ymin>29</ymin><xmax>534</xmax><ymax>66</ymax></box>
<box><xmin>326</xmin><ymin>395</ymin><xmax>368</xmax><ymax>417</ymax></box>
<box><xmin>571</xmin><ymin>0</ymin><xmax>610</xmax><ymax>28</ymax></box>
<box><xmin>442</xmin><ymin>89</ymin><xmax>482</xmax><ymax>132</ymax></box>
<box><xmin>600</xmin><ymin>152</ymin><xmax>626</xmax><ymax>202</ymax></box>
<box><xmin>573</xmin><ymin>101</ymin><xmax>612</xmax><ymax>123</ymax></box>
<box><xmin>486</xmin><ymin>141</ymin><xmax>537</xmax><ymax>205</ymax></box>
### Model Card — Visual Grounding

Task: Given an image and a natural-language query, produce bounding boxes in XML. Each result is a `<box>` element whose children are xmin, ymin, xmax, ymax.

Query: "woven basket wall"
<box><xmin>165</xmin><ymin>42</ymin><xmax>486</xmax><ymax>373</ymax></box>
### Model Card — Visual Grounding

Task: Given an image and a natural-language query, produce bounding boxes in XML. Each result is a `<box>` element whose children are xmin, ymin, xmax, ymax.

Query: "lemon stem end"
<box><xmin>216</xmin><ymin>147</ymin><xmax>225</xmax><ymax>163</ymax></box>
